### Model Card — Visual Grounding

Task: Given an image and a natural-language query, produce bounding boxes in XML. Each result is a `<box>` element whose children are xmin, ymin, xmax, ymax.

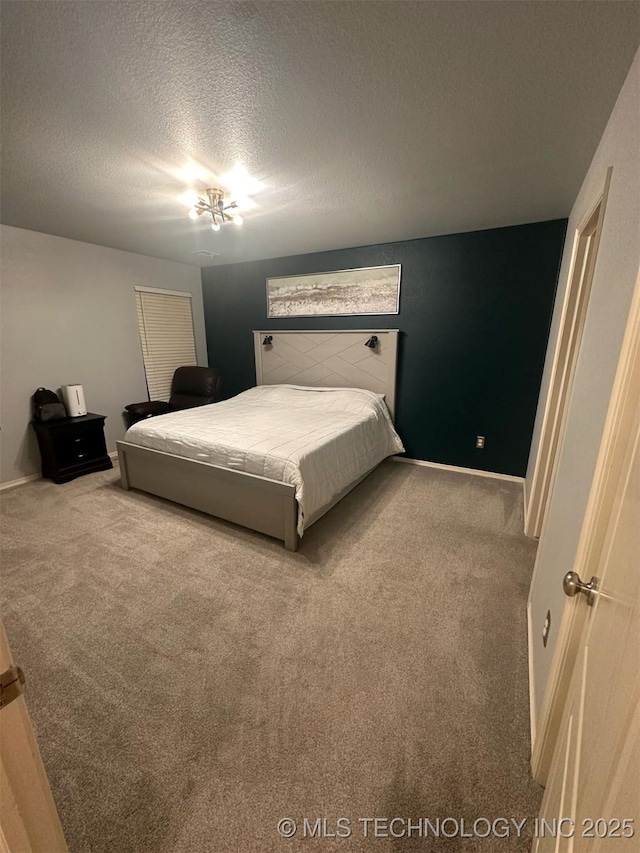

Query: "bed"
<box><xmin>116</xmin><ymin>330</ymin><xmax>403</xmax><ymax>550</ymax></box>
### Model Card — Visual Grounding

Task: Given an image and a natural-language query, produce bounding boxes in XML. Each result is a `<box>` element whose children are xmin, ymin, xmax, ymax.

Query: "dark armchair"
<box><xmin>124</xmin><ymin>366</ymin><xmax>222</xmax><ymax>428</ymax></box>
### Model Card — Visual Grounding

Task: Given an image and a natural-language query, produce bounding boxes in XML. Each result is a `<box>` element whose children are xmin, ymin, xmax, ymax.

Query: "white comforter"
<box><xmin>124</xmin><ymin>384</ymin><xmax>404</xmax><ymax>535</ymax></box>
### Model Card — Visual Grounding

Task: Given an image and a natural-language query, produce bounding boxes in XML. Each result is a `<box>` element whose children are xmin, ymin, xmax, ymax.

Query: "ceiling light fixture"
<box><xmin>187</xmin><ymin>187</ymin><xmax>243</xmax><ymax>231</ymax></box>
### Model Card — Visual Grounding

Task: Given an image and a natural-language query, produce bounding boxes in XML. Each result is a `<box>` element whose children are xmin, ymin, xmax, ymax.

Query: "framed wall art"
<box><xmin>266</xmin><ymin>264</ymin><xmax>401</xmax><ymax>318</ymax></box>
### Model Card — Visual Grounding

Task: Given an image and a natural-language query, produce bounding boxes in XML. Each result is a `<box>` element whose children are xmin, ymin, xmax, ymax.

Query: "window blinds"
<box><xmin>135</xmin><ymin>289</ymin><xmax>197</xmax><ymax>401</ymax></box>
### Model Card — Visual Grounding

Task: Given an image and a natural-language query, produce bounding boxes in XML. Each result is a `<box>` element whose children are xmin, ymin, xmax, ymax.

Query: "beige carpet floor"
<box><xmin>1</xmin><ymin>460</ymin><xmax>541</xmax><ymax>852</ymax></box>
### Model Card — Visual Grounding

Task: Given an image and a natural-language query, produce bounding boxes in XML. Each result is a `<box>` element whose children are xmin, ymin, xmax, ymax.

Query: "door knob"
<box><xmin>563</xmin><ymin>571</ymin><xmax>598</xmax><ymax>606</ymax></box>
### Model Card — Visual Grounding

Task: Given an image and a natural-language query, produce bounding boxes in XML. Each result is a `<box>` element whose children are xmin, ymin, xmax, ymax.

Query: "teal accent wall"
<box><xmin>201</xmin><ymin>219</ymin><xmax>566</xmax><ymax>476</ymax></box>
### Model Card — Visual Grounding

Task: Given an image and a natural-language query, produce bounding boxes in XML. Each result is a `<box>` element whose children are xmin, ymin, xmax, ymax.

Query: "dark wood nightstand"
<box><xmin>31</xmin><ymin>413</ymin><xmax>113</xmax><ymax>484</ymax></box>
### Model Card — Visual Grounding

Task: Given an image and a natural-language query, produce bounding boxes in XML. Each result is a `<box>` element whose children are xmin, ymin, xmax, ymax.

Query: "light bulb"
<box><xmin>211</xmin><ymin>221</ymin><xmax>220</xmax><ymax>232</ymax></box>
<box><xmin>233</xmin><ymin>214</ymin><xmax>243</xmax><ymax>226</ymax></box>
<box><xmin>188</xmin><ymin>208</ymin><xmax>198</xmax><ymax>221</ymax></box>
<box><xmin>181</xmin><ymin>189</ymin><xmax>200</xmax><ymax>208</ymax></box>
<box><xmin>181</xmin><ymin>164</ymin><xmax>200</xmax><ymax>183</ymax></box>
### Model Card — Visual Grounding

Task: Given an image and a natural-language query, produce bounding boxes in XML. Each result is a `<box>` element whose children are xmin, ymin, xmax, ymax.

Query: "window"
<box><xmin>135</xmin><ymin>287</ymin><xmax>197</xmax><ymax>401</ymax></box>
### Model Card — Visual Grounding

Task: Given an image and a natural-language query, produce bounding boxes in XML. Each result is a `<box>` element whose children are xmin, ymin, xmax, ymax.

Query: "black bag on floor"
<box><xmin>32</xmin><ymin>388</ymin><xmax>66</xmax><ymax>421</ymax></box>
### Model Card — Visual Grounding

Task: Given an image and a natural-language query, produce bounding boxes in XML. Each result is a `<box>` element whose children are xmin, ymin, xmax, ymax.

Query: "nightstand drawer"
<box><xmin>56</xmin><ymin>432</ymin><xmax>105</xmax><ymax>466</ymax></box>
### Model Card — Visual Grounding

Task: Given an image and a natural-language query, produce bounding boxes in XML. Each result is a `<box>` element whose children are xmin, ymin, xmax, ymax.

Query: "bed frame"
<box><xmin>117</xmin><ymin>329</ymin><xmax>399</xmax><ymax>550</ymax></box>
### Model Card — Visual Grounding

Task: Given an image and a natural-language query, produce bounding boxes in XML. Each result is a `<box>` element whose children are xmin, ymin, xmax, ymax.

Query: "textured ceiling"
<box><xmin>1</xmin><ymin>1</ymin><xmax>638</xmax><ymax>268</ymax></box>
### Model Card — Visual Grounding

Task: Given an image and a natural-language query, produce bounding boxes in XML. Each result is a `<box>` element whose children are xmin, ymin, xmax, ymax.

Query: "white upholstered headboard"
<box><xmin>253</xmin><ymin>329</ymin><xmax>399</xmax><ymax>418</ymax></box>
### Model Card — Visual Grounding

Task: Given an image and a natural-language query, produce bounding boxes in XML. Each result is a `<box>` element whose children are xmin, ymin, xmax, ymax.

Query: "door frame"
<box><xmin>531</xmin><ymin>266</ymin><xmax>640</xmax><ymax>785</ymax></box>
<box><xmin>525</xmin><ymin>168</ymin><xmax>612</xmax><ymax>539</ymax></box>
<box><xmin>0</xmin><ymin>621</ymin><xmax>68</xmax><ymax>852</ymax></box>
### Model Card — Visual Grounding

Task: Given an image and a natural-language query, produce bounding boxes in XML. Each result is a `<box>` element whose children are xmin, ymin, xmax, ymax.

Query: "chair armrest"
<box><xmin>124</xmin><ymin>401</ymin><xmax>171</xmax><ymax>428</ymax></box>
<box><xmin>125</xmin><ymin>401</ymin><xmax>171</xmax><ymax>417</ymax></box>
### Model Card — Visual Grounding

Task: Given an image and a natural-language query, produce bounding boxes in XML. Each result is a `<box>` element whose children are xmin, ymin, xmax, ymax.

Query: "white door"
<box><xmin>0</xmin><ymin>620</ymin><xmax>67</xmax><ymax>852</ymax></box>
<box><xmin>534</xmin><ymin>277</ymin><xmax>640</xmax><ymax>851</ymax></box>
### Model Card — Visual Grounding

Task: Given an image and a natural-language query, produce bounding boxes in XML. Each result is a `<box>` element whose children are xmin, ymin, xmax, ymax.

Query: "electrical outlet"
<box><xmin>476</xmin><ymin>435</ymin><xmax>485</xmax><ymax>449</ymax></box>
<box><xmin>542</xmin><ymin>610</ymin><xmax>551</xmax><ymax>647</ymax></box>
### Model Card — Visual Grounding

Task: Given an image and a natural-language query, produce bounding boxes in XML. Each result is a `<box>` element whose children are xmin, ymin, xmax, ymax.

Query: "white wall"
<box><xmin>526</xmin><ymin>51</ymin><xmax>640</xmax><ymax>722</ymax></box>
<box><xmin>0</xmin><ymin>225</ymin><xmax>207</xmax><ymax>484</ymax></box>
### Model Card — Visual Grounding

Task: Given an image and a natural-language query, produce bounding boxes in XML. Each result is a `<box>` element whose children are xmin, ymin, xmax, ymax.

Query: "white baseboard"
<box><xmin>527</xmin><ymin>600</ymin><xmax>537</xmax><ymax>750</ymax></box>
<box><xmin>0</xmin><ymin>473</ymin><xmax>41</xmax><ymax>491</ymax></box>
<box><xmin>392</xmin><ymin>455</ymin><xmax>525</xmax><ymax>484</ymax></box>
<box><xmin>1</xmin><ymin>450</ymin><xmax>119</xmax><ymax>492</ymax></box>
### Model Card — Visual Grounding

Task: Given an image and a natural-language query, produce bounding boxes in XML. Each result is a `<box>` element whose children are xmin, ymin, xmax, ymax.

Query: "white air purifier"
<box><xmin>62</xmin><ymin>384</ymin><xmax>87</xmax><ymax>417</ymax></box>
